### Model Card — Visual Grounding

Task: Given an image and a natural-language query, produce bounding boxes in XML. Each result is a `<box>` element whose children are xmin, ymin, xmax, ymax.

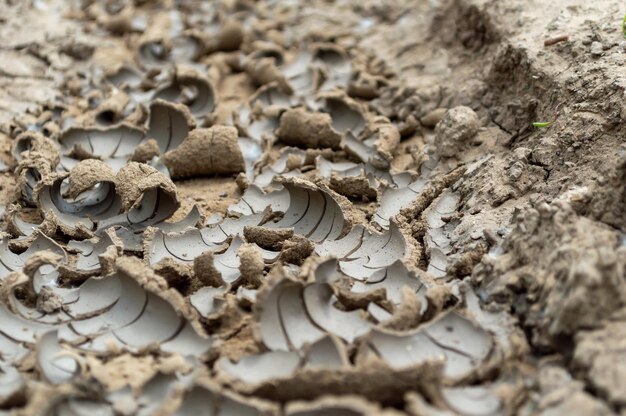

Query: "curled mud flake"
<box><xmin>93</xmin><ymin>91</ymin><xmax>132</xmax><ymax>127</ymax></box>
<box><xmin>170</xmin><ymin>32</ymin><xmax>208</xmax><ymax>63</ymax></box>
<box><xmin>367</xmin><ymin>310</ymin><xmax>493</xmax><ymax>380</ymax></box>
<box><xmin>251</xmin><ymin>83</ymin><xmax>297</xmax><ymax>116</ymax></box>
<box><xmin>0</xmin><ymin>364</ymin><xmax>25</xmax><ymax>406</ymax></box>
<box><xmin>238</xmin><ymin>136</ymin><xmax>265</xmax><ymax>181</ymax></box>
<box><xmin>268</xmin><ymin>178</ymin><xmax>354</xmax><ymax>243</ymax></box>
<box><xmin>313</xmin><ymin>43</ymin><xmax>353</xmax><ymax>92</ymax></box>
<box><xmin>254</xmin><ymin>147</ymin><xmax>308</xmax><ymax>188</ymax></box>
<box><xmin>285</xmin><ymin>395</ymin><xmax>385</xmax><ymax>416</ymax></box>
<box><xmin>189</xmin><ymin>286</ymin><xmax>227</xmax><ymax>319</ymax></box>
<box><xmin>12</xmin><ymin>131</ymin><xmax>60</xmax><ymax>166</ymax></box>
<box><xmin>0</xmin><ymin>238</ymin><xmax>26</xmax><ymax>279</ymax></box>
<box><xmin>65</xmin><ymin>159</ymin><xmax>116</xmax><ymax>200</ymax></box>
<box><xmin>104</xmin><ymin>162</ymin><xmax>179</xmax><ymax>226</ymax></box>
<box><xmin>213</xmin><ymin>236</ymin><xmax>248</xmax><ymax>284</ymax></box>
<box><xmin>0</xmin><ymin>233</ymin><xmax>67</xmax><ymax>298</ymax></box>
<box><xmin>373</xmin><ymin>153</ymin><xmax>440</xmax><ymax>229</ymax></box>
<box><xmin>434</xmin><ymin>106</ymin><xmax>480</xmax><ymax>158</ymax></box>
<box><xmin>440</xmin><ymin>385</ymin><xmax>504</xmax><ymax>416</ymax></box>
<box><xmin>145</xmin><ymin>228</ymin><xmax>225</xmax><ymax>265</ymax></box>
<box><xmin>36</xmin><ymin>330</ymin><xmax>81</xmax><ymax>384</ymax></box>
<box><xmin>304</xmin><ymin>282</ymin><xmax>371</xmax><ymax>343</ymax></box>
<box><xmin>351</xmin><ymin>260</ymin><xmax>428</xmax><ymax>309</ymax></box>
<box><xmin>424</xmin><ymin>190</ymin><xmax>459</xmax><ymax>279</ymax></box>
<box><xmin>255</xmin><ymin>278</ymin><xmax>326</xmax><ymax>351</ymax></box>
<box><xmin>153</xmin><ymin>70</ymin><xmax>216</xmax><ymax>120</ymax></box>
<box><xmin>157</xmin><ymin>205</ymin><xmax>204</xmax><ymax>234</ymax></box>
<box><xmin>325</xmin><ymin>221</ymin><xmax>410</xmax><ymax>281</ymax></box>
<box><xmin>105</xmin><ymin>64</ymin><xmax>144</xmax><ymax>90</ymax></box>
<box><xmin>228</xmin><ymin>185</ymin><xmax>290</xmax><ymax>216</ymax></box>
<box><xmin>217</xmin><ymin>350</ymin><xmax>301</xmax><ymax>385</ymax></box>
<box><xmin>62</xmin><ymin>257</ymin><xmax>211</xmax><ymax>355</ymax></box>
<box><xmin>173</xmin><ymin>377</ymin><xmax>279</xmax><ymax>416</ymax></box>
<box><xmin>321</xmin><ymin>95</ymin><xmax>367</xmax><ymax>137</ymax></box>
<box><xmin>58</xmin><ymin>124</ymin><xmax>146</xmax><ymax>171</ymax></box>
<box><xmin>161</xmin><ymin>126</ymin><xmax>245</xmax><ymax>179</ymax></box>
<box><xmin>15</xmin><ymin>153</ymin><xmax>57</xmax><ymax>207</ymax></box>
<box><xmin>303</xmin><ymin>335</ymin><xmax>350</xmax><ymax>370</ymax></box>
<box><xmin>35</xmin><ymin>171</ymin><xmax>119</xmax><ymax>238</ymax></box>
<box><xmin>343</xmin><ymin>120</ymin><xmax>400</xmax><ymax>170</ymax></box>
<box><xmin>276</xmin><ymin>48</ymin><xmax>312</xmax><ymax>86</ymax></box>
<box><xmin>276</xmin><ymin>108</ymin><xmax>342</xmax><ymax>150</ymax></box>
<box><xmin>147</xmin><ymin>99</ymin><xmax>196</xmax><ymax>154</ymax></box>
<box><xmin>316</xmin><ymin>157</ymin><xmax>362</xmax><ymax>179</ymax></box>
<box><xmin>314</xmin><ymin>224</ymin><xmax>366</xmax><ymax>259</ymax></box>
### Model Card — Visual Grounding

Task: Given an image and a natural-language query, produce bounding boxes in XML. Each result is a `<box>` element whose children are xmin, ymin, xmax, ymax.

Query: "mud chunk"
<box><xmin>65</xmin><ymin>159</ymin><xmax>115</xmax><ymax>199</ymax></box>
<box><xmin>193</xmin><ymin>251</ymin><xmax>225</xmax><ymax>288</ymax></box>
<box><xmin>244</xmin><ymin>226</ymin><xmax>294</xmax><ymax>250</ymax></box>
<box><xmin>246</xmin><ymin>57</ymin><xmax>290</xmax><ymax>92</ymax></box>
<box><xmin>574</xmin><ymin>319</ymin><xmax>626</xmax><ymax>407</ymax></box>
<box><xmin>238</xmin><ymin>243</ymin><xmax>264</xmax><ymax>288</ymax></box>
<box><xmin>381</xmin><ymin>287</ymin><xmax>423</xmax><ymax>331</ymax></box>
<box><xmin>434</xmin><ymin>106</ymin><xmax>479</xmax><ymax>157</ymax></box>
<box><xmin>420</xmin><ymin>108</ymin><xmax>447</xmax><ymax>128</ymax></box>
<box><xmin>161</xmin><ymin>126</ymin><xmax>245</xmax><ymax>178</ymax></box>
<box><xmin>115</xmin><ymin>162</ymin><xmax>177</xmax><ymax>211</ymax></box>
<box><xmin>131</xmin><ymin>139</ymin><xmax>160</xmax><ymax>163</ymax></box>
<box><xmin>276</xmin><ymin>108</ymin><xmax>342</xmax><ymax>150</ymax></box>
<box><xmin>279</xmin><ymin>235</ymin><xmax>314</xmax><ymax>265</ymax></box>
<box><xmin>535</xmin><ymin>365</ymin><xmax>613</xmax><ymax>415</ymax></box>
<box><xmin>36</xmin><ymin>286</ymin><xmax>63</xmax><ymax>314</ymax></box>
<box><xmin>12</xmin><ymin>131</ymin><xmax>60</xmax><ymax>166</ymax></box>
<box><xmin>214</xmin><ymin>19</ymin><xmax>244</xmax><ymax>51</ymax></box>
<box><xmin>154</xmin><ymin>258</ymin><xmax>193</xmax><ymax>293</ymax></box>
<box><xmin>348</xmin><ymin>72</ymin><xmax>380</xmax><ymax>99</ymax></box>
<box><xmin>329</xmin><ymin>175</ymin><xmax>377</xmax><ymax>201</ymax></box>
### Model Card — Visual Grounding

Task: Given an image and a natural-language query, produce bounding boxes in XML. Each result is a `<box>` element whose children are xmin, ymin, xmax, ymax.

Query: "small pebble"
<box><xmin>590</xmin><ymin>41</ymin><xmax>603</xmax><ymax>57</ymax></box>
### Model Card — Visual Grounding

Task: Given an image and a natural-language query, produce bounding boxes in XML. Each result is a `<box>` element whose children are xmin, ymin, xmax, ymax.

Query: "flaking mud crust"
<box><xmin>0</xmin><ymin>0</ymin><xmax>624</xmax><ymax>415</ymax></box>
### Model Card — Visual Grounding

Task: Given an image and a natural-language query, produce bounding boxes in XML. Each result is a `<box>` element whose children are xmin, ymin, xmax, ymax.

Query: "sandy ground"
<box><xmin>0</xmin><ymin>0</ymin><xmax>625</xmax><ymax>414</ymax></box>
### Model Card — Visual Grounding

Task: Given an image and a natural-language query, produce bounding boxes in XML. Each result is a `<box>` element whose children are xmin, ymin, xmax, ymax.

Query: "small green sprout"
<box><xmin>532</xmin><ymin>122</ymin><xmax>551</xmax><ymax>128</ymax></box>
<box><xmin>623</xmin><ymin>13</ymin><xmax>626</xmax><ymax>38</ymax></box>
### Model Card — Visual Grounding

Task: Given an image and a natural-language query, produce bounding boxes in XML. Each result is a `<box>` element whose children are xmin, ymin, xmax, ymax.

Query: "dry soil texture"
<box><xmin>0</xmin><ymin>0</ymin><xmax>625</xmax><ymax>415</ymax></box>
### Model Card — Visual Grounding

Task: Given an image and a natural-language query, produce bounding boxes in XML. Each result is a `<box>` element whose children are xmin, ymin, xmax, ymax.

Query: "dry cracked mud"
<box><xmin>0</xmin><ymin>0</ymin><xmax>625</xmax><ymax>415</ymax></box>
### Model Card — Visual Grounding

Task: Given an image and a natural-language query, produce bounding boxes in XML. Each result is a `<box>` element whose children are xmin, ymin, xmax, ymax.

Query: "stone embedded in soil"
<box><xmin>434</xmin><ymin>106</ymin><xmax>479</xmax><ymax>157</ymax></box>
